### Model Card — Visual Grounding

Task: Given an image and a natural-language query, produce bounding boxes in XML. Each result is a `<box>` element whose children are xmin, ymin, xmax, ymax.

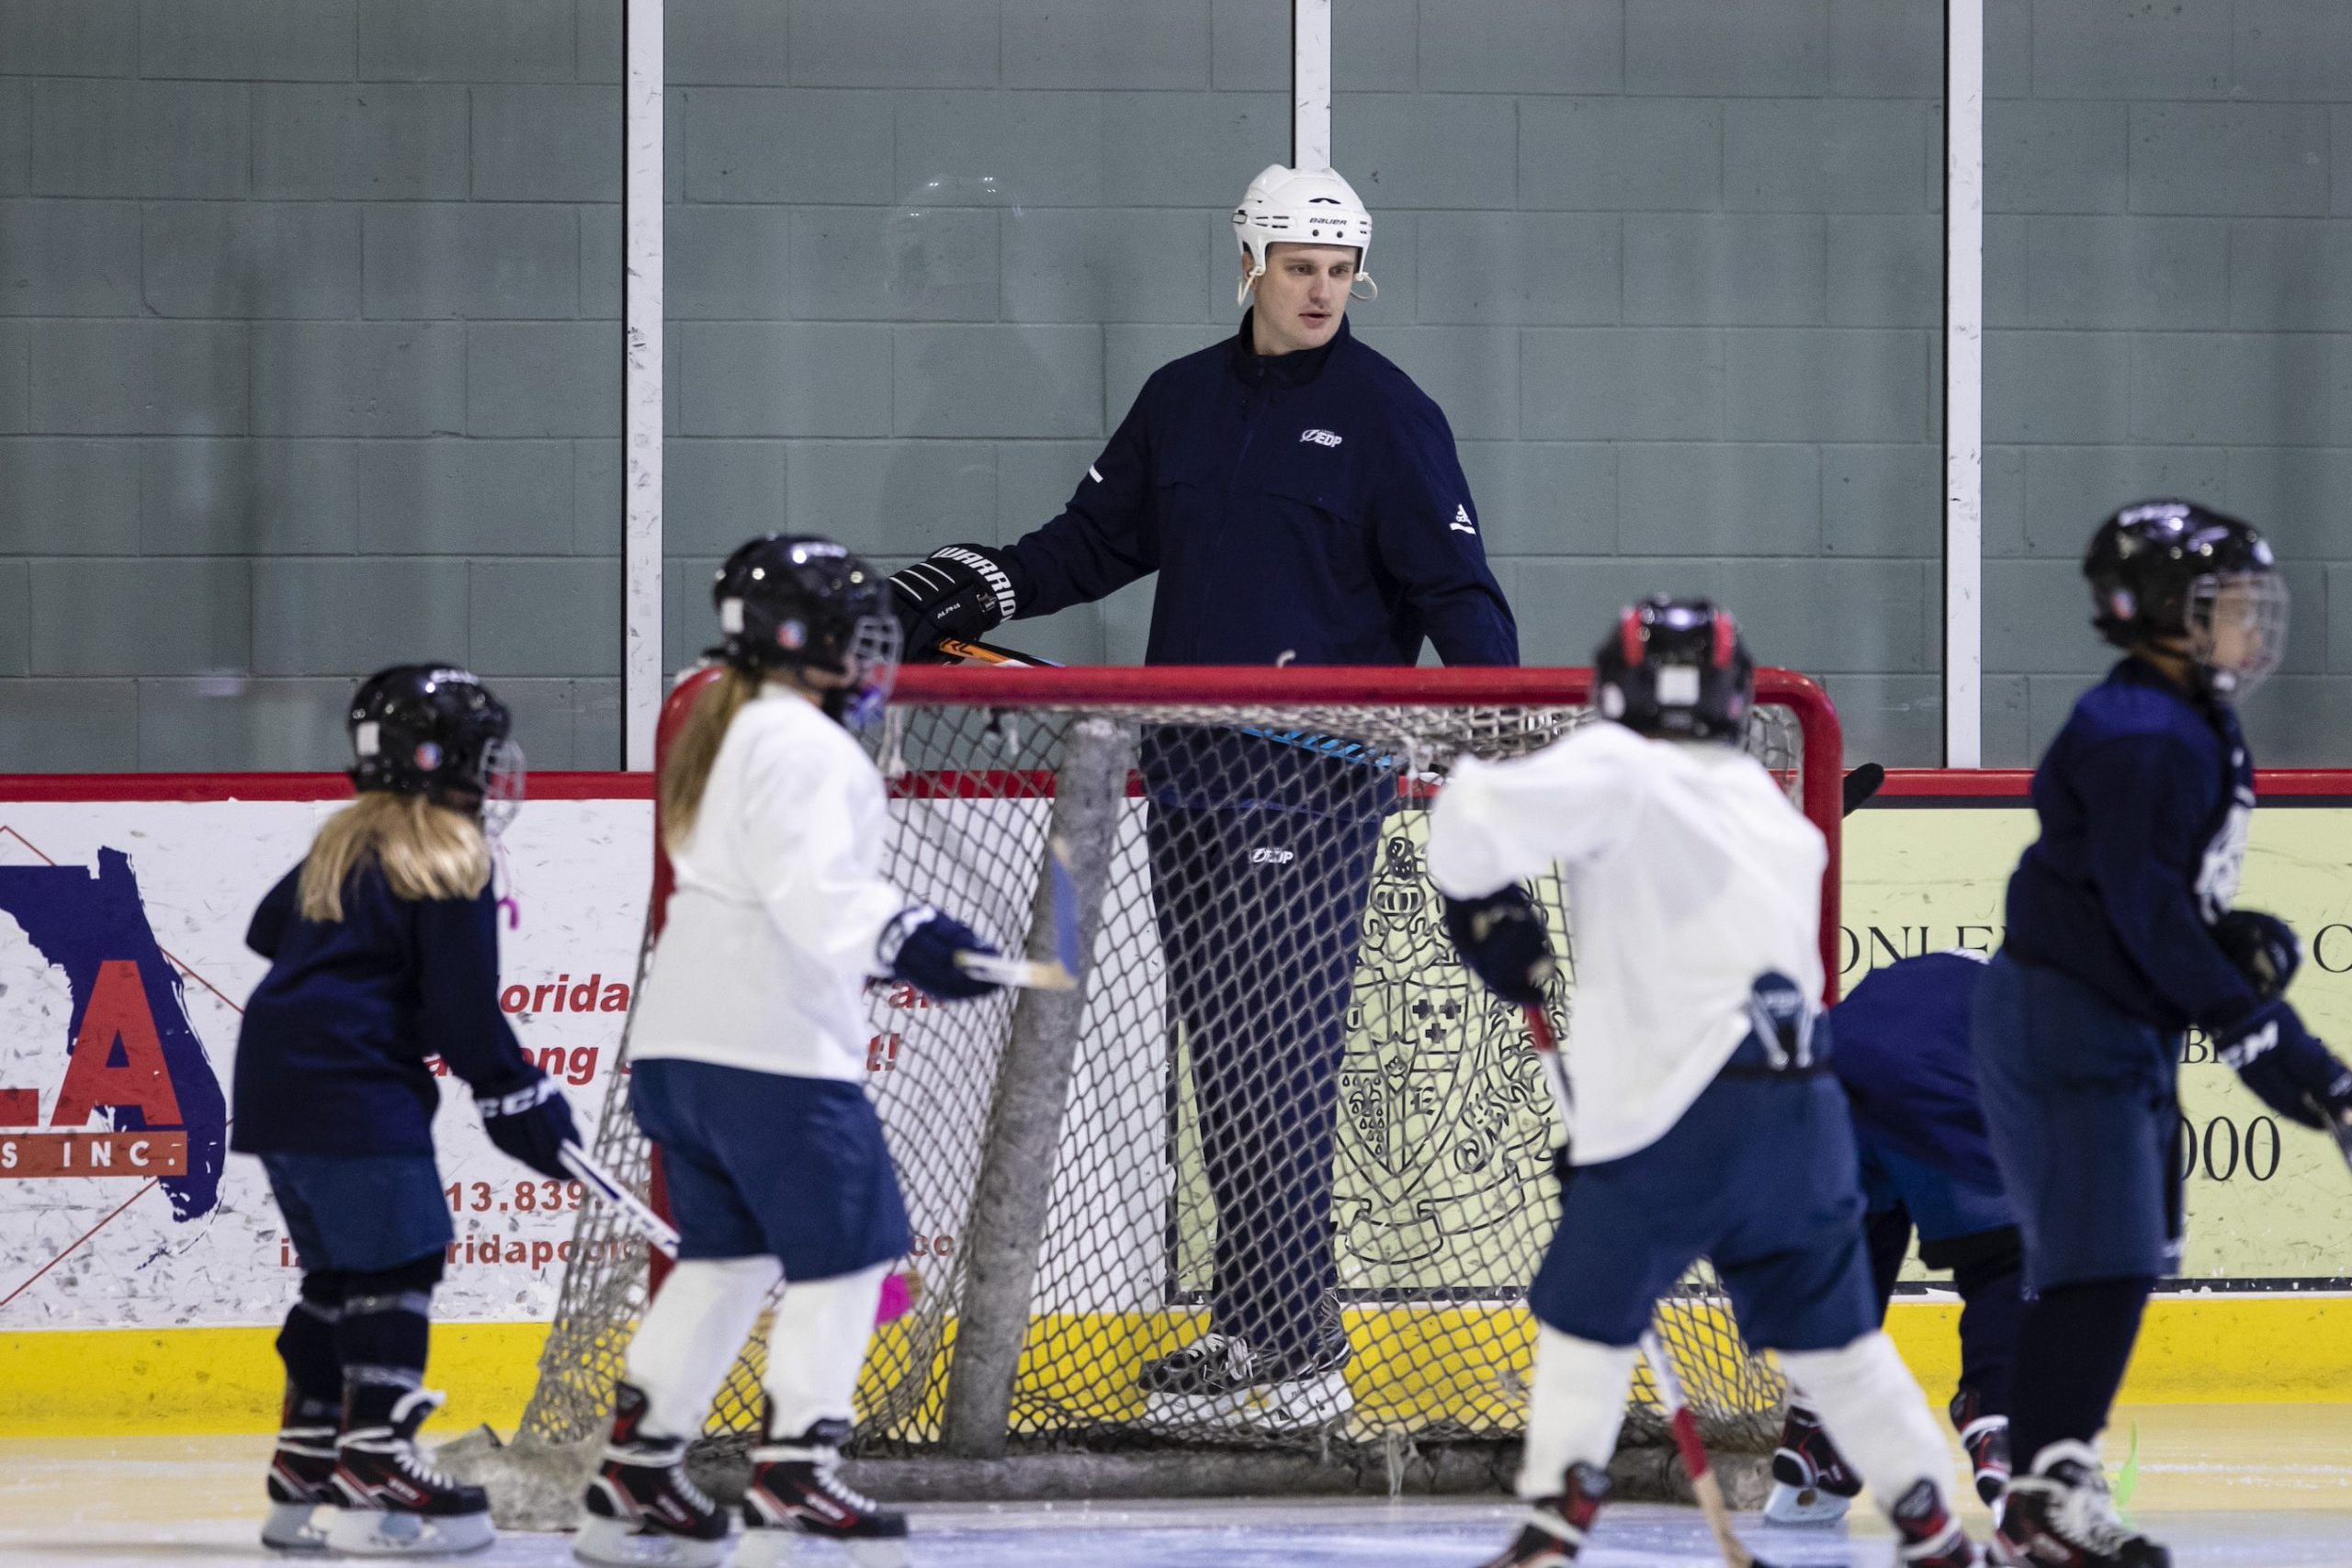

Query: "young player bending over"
<box><xmin>1976</xmin><ymin>502</ymin><xmax>2352</xmax><ymax>1568</ymax></box>
<box><xmin>1765</xmin><ymin>949</ymin><xmax>2022</xmax><ymax>1524</ymax></box>
<box><xmin>236</xmin><ymin>667</ymin><xmax>572</xmax><ymax>1556</ymax></box>
<box><xmin>574</xmin><ymin>536</ymin><xmax>1001</xmax><ymax>1568</ymax></box>
<box><xmin>1430</xmin><ymin>598</ymin><xmax>1977</xmax><ymax>1568</ymax></box>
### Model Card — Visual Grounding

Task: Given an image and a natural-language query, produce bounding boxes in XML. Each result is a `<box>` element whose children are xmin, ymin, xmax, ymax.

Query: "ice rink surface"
<box><xmin>8</xmin><ymin>1404</ymin><xmax>2348</xmax><ymax>1568</ymax></box>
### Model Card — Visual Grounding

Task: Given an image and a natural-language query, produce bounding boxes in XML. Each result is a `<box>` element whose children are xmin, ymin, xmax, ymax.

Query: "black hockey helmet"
<box><xmin>347</xmin><ymin>665</ymin><xmax>525</xmax><ymax>832</ymax></box>
<box><xmin>2085</xmin><ymin>499</ymin><xmax>2286</xmax><ymax>697</ymax></box>
<box><xmin>1592</xmin><ymin>596</ymin><xmax>1753</xmax><ymax>744</ymax></box>
<box><xmin>710</xmin><ymin>534</ymin><xmax>902</xmax><ymax>727</ymax></box>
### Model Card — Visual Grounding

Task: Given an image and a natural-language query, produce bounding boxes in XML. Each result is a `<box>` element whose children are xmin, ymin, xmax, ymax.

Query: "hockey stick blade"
<box><xmin>954</xmin><ymin>951</ymin><xmax>1077</xmax><ymax>990</ymax></box>
<box><xmin>559</xmin><ymin>1144</ymin><xmax>681</xmax><ymax>1258</ymax></box>
<box><xmin>1640</xmin><ymin>1328</ymin><xmax>1775</xmax><ymax>1568</ymax></box>
<box><xmin>1841</xmin><ymin>761</ymin><xmax>1886</xmax><ymax>818</ymax></box>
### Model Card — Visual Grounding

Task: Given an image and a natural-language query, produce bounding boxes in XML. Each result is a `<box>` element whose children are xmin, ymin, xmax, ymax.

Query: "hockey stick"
<box><xmin>954</xmin><ymin>836</ymin><xmax>1083</xmax><ymax>990</ymax></box>
<box><xmin>560</xmin><ymin>1142</ymin><xmax>681</xmax><ymax>1259</ymax></box>
<box><xmin>1641</xmin><ymin>1326</ymin><xmax>1776</xmax><ymax>1568</ymax></box>
<box><xmin>1521</xmin><ymin>1001</ymin><xmax>1575</xmax><ymax>1130</ymax></box>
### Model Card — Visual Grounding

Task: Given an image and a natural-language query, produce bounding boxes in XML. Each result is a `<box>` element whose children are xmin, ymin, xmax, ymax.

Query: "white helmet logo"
<box><xmin>1233</xmin><ymin>164</ymin><xmax>1376</xmax><ymax>307</ymax></box>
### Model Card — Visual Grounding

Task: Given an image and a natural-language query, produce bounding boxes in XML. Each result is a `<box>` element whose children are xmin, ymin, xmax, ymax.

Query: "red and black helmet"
<box><xmin>1591</xmin><ymin>595</ymin><xmax>1753</xmax><ymax>744</ymax></box>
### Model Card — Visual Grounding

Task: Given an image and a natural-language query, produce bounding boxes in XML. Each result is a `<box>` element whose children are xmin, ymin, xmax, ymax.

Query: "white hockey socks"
<box><xmin>760</xmin><ymin>1263</ymin><xmax>889</xmax><ymax>1441</ymax></box>
<box><xmin>1780</xmin><ymin>1331</ymin><xmax>1960</xmax><ymax>1516</ymax></box>
<box><xmin>625</xmin><ymin>1256</ymin><xmax>784</xmax><ymax>1439</ymax></box>
<box><xmin>1516</xmin><ymin>1325</ymin><xmax>1638</xmax><ymax>1500</ymax></box>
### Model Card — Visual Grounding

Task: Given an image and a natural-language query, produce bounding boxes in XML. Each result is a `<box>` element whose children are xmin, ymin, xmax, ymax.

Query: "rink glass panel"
<box><xmin>514</xmin><ymin>666</ymin><xmax>1840</xmax><ymax>1469</ymax></box>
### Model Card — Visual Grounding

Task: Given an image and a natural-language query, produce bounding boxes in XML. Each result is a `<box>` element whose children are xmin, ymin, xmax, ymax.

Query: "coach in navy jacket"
<box><xmin>887</xmin><ymin>164</ymin><xmax>1517</xmax><ymax>1425</ymax></box>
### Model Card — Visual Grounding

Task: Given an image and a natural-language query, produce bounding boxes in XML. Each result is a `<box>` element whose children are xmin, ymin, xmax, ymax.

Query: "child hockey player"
<box><xmin>1430</xmin><ymin>597</ymin><xmax>1978</xmax><ymax>1568</ymax></box>
<box><xmin>1976</xmin><ymin>501</ymin><xmax>2352</xmax><ymax>1568</ymax></box>
<box><xmin>1765</xmin><ymin>948</ymin><xmax>2022</xmax><ymax>1524</ymax></box>
<box><xmin>574</xmin><ymin>536</ymin><xmax>1002</xmax><ymax>1568</ymax></box>
<box><xmin>235</xmin><ymin>665</ymin><xmax>575</xmax><ymax>1556</ymax></box>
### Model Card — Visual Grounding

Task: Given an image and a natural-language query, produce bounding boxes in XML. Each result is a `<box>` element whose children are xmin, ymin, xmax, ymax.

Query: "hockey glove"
<box><xmin>2211</xmin><ymin>999</ymin><xmax>2352</xmax><ymax>1133</ymax></box>
<box><xmin>476</xmin><ymin>1071</ymin><xmax>580</xmax><ymax>1180</ymax></box>
<box><xmin>1442</xmin><ymin>886</ymin><xmax>1556</xmax><ymax>1009</ymax></box>
<box><xmin>879</xmin><ymin>904</ymin><xmax>1001</xmax><ymax>1002</ymax></box>
<box><xmin>886</xmin><ymin>546</ymin><xmax>1027</xmax><ymax>661</ymax></box>
<box><xmin>2213</xmin><ymin>908</ymin><xmax>2301</xmax><ymax>1002</ymax></box>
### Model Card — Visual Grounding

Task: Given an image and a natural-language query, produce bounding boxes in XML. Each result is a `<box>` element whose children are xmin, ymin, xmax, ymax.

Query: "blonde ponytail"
<box><xmin>298</xmin><ymin>793</ymin><xmax>492</xmax><ymax>922</ymax></box>
<box><xmin>658</xmin><ymin>664</ymin><xmax>763</xmax><ymax>854</ymax></box>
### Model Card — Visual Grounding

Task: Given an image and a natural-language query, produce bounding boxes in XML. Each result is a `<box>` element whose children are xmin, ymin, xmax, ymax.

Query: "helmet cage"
<box><xmin>473</xmin><ymin>735</ymin><xmax>527</xmax><ymax>838</ymax></box>
<box><xmin>2186</xmin><ymin>570</ymin><xmax>2289</xmax><ymax>697</ymax></box>
<box><xmin>836</xmin><ymin>612</ymin><xmax>903</xmax><ymax>729</ymax></box>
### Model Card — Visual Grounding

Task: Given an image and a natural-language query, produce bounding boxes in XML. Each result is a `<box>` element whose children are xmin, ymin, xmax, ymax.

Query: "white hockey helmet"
<box><xmin>1232</xmin><ymin>163</ymin><xmax>1376</xmax><ymax>308</ymax></box>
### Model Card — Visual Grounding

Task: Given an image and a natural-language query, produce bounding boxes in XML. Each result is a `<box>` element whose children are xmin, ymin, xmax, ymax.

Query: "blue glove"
<box><xmin>2213</xmin><ymin>999</ymin><xmax>2352</xmax><ymax>1133</ymax></box>
<box><xmin>475</xmin><ymin>1071</ymin><xmax>579</xmax><ymax>1180</ymax></box>
<box><xmin>1442</xmin><ymin>886</ymin><xmax>1556</xmax><ymax>1009</ymax></box>
<box><xmin>2212</xmin><ymin>908</ymin><xmax>2300</xmax><ymax>1001</ymax></box>
<box><xmin>880</xmin><ymin>905</ymin><xmax>1001</xmax><ymax>1002</ymax></box>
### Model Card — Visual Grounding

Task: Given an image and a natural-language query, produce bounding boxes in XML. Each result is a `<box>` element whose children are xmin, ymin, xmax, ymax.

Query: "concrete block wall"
<box><xmin>1983</xmin><ymin>0</ymin><xmax>2352</xmax><ymax>766</ymax></box>
<box><xmin>0</xmin><ymin>0</ymin><xmax>623</xmax><ymax>770</ymax></box>
<box><xmin>7</xmin><ymin>0</ymin><xmax>2352</xmax><ymax>773</ymax></box>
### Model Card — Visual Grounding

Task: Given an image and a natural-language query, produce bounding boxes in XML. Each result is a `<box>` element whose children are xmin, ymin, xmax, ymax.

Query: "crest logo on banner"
<box><xmin>0</xmin><ymin>848</ymin><xmax>228</xmax><ymax>1219</ymax></box>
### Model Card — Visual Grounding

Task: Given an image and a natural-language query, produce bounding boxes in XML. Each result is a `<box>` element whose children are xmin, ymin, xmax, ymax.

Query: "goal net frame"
<box><xmin>456</xmin><ymin>662</ymin><xmax>1843</xmax><ymax>1525</ymax></box>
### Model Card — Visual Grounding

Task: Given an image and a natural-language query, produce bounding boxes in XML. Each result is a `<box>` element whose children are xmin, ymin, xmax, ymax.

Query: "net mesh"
<box><xmin>492</xmin><ymin>669</ymin><xmax>1834</xmax><ymax>1515</ymax></box>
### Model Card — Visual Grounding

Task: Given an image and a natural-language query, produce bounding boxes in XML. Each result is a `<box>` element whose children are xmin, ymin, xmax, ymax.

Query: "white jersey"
<box><xmin>628</xmin><ymin>686</ymin><xmax>910</xmax><ymax>1082</ymax></box>
<box><xmin>1426</xmin><ymin>722</ymin><xmax>1826</xmax><ymax>1164</ymax></box>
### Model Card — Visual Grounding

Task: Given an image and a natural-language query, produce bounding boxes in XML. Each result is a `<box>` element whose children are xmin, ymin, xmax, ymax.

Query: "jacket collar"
<box><xmin>1227</xmin><ymin>310</ymin><xmax>1350</xmax><ymax>389</ymax></box>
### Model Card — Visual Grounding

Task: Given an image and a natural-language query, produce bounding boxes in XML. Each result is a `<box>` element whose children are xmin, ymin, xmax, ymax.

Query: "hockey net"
<box><xmin>474</xmin><ymin>665</ymin><xmax>1842</xmax><ymax>1521</ymax></box>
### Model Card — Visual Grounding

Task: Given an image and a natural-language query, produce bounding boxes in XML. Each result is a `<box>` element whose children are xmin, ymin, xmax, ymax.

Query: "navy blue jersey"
<box><xmin>1830</xmin><ymin>951</ymin><xmax>2003</xmax><ymax>1192</ymax></box>
<box><xmin>231</xmin><ymin>862</ymin><xmax>533</xmax><ymax>1157</ymax></box>
<box><xmin>2003</xmin><ymin>657</ymin><xmax>2259</xmax><ymax>1032</ymax></box>
<box><xmin>1008</xmin><ymin>314</ymin><xmax>1519</xmax><ymax>669</ymax></box>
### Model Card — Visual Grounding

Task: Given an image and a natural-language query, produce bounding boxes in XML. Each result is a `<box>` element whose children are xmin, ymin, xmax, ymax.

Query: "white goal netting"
<box><xmin>467</xmin><ymin>665</ymin><xmax>1844</xmax><ymax>1523</ymax></box>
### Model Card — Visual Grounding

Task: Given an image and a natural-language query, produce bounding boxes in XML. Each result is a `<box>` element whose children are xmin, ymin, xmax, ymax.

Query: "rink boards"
<box><xmin>3</xmin><ymin>770</ymin><xmax>2351</xmax><ymax>1435</ymax></box>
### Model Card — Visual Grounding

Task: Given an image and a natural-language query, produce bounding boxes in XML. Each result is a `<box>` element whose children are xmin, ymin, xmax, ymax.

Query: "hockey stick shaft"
<box><xmin>560</xmin><ymin>1143</ymin><xmax>681</xmax><ymax>1258</ymax></box>
<box><xmin>1640</xmin><ymin>1328</ymin><xmax>1770</xmax><ymax>1568</ymax></box>
<box><xmin>1521</xmin><ymin>1002</ymin><xmax>1576</xmax><ymax>1129</ymax></box>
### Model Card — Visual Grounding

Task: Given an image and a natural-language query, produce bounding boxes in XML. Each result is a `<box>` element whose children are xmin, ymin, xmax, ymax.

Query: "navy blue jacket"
<box><xmin>231</xmin><ymin>863</ymin><xmax>533</xmax><ymax>1157</ymax></box>
<box><xmin>1007</xmin><ymin>314</ymin><xmax>1519</xmax><ymax>668</ymax></box>
<box><xmin>2003</xmin><ymin>658</ymin><xmax>2260</xmax><ymax>1032</ymax></box>
<box><xmin>1830</xmin><ymin>952</ymin><xmax>2003</xmax><ymax>1192</ymax></box>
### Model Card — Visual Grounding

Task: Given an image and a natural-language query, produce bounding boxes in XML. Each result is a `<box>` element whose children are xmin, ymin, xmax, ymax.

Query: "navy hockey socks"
<box><xmin>335</xmin><ymin>1255</ymin><xmax>442</xmax><ymax>1426</ymax></box>
<box><xmin>2006</xmin><ymin>1275</ymin><xmax>2151</xmax><ymax>1468</ymax></box>
<box><xmin>277</xmin><ymin>1272</ymin><xmax>347</xmax><ymax>1420</ymax></box>
<box><xmin>1952</xmin><ymin>1250</ymin><xmax>2025</xmax><ymax>1419</ymax></box>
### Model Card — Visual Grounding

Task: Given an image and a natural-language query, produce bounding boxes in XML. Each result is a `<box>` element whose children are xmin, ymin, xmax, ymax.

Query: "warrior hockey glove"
<box><xmin>476</xmin><ymin>1071</ymin><xmax>580</xmax><ymax>1180</ymax></box>
<box><xmin>1442</xmin><ymin>886</ymin><xmax>1556</xmax><ymax>1009</ymax></box>
<box><xmin>2213</xmin><ymin>908</ymin><xmax>2301</xmax><ymax>1001</ymax></box>
<box><xmin>879</xmin><ymin>904</ymin><xmax>1001</xmax><ymax>1002</ymax></box>
<box><xmin>2211</xmin><ymin>998</ymin><xmax>2352</xmax><ymax>1132</ymax></box>
<box><xmin>886</xmin><ymin>546</ymin><xmax>1028</xmax><ymax>661</ymax></box>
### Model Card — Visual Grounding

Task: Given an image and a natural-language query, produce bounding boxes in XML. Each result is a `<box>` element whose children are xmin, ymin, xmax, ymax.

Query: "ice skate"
<box><xmin>737</xmin><ymin>1416</ymin><xmax>907</xmax><ymax>1568</ymax></box>
<box><xmin>1996</xmin><ymin>1440</ymin><xmax>2169</xmax><ymax>1568</ymax></box>
<box><xmin>1952</xmin><ymin>1389</ymin><xmax>2012</xmax><ymax>1506</ymax></box>
<box><xmin>1469</xmin><ymin>1461</ymin><xmax>1608</xmax><ymax>1568</ymax></box>
<box><xmin>260</xmin><ymin>1393</ymin><xmax>340</xmax><ymax>1553</ymax></box>
<box><xmin>575</xmin><ymin>1382</ymin><xmax>731</xmax><ymax>1568</ymax></box>
<box><xmin>1138</xmin><ymin>1333</ymin><xmax>1353</xmax><ymax>1432</ymax></box>
<box><xmin>1762</xmin><ymin>1399</ymin><xmax>1860</xmax><ymax>1525</ymax></box>
<box><xmin>325</xmin><ymin>1387</ymin><xmax>495</xmax><ymax>1557</ymax></box>
<box><xmin>1889</xmin><ymin>1478</ymin><xmax>1979</xmax><ymax>1566</ymax></box>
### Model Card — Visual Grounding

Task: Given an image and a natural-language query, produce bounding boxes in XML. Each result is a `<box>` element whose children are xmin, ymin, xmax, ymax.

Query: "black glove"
<box><xmin>2212</xmin><ymin>999</ymin><xmax>2352</xmax><ymax>1132</ymax></box>
<box><xmin>1442</xmin><ymin>886</ymin><xmax>1556</xmax><ymax>1008</ymax></box>
<box><xmin>879</xmin><ymin>905</ymin><xmax>1001</xmax><ymax>1002</ymax></box>
<box><xmin>886</xmin><ymin>546</ymin><xmax>1026</xmax><ymax>661</ymax></box>
<box><xmin>475</xmin><ymin>1071</ymin><xmax>579</xmax><ymax>1180</ymax></box>
<box><xmin>2213</xmin><ymin>908</ymin><xmax>2300</xmax><ymax>1002</ymax></box>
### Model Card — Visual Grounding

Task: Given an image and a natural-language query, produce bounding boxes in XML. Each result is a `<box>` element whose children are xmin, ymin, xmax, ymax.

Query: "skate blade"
<box><xmin>260</xmin><ymin>1501</ymin><xmax>332</xmax><ymax>1552</ymax></box>
<box><xmin>1761</xmin><ymin>1481</ymin><xmax>1852</xmax><ymax>1527</ymax></box>
<box><xmin>735</xmin><ymin>1529</ymin><xmax>907</xmax><ymax>1568</ymax></box>
<box><xmin>1143</xmin><ymin>1368</ymin><xmax>1353</xmax><ymax>1434</ymax></box>
<box><xmin>574</xmin><ymin>1514</ymin><xmax>730</xmax><ymax>1568</ymax></box>
<box><xmin>323</xmin><ymin>1506</ymin><xmax>496</xmax><ymax>1557</ymax></box>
